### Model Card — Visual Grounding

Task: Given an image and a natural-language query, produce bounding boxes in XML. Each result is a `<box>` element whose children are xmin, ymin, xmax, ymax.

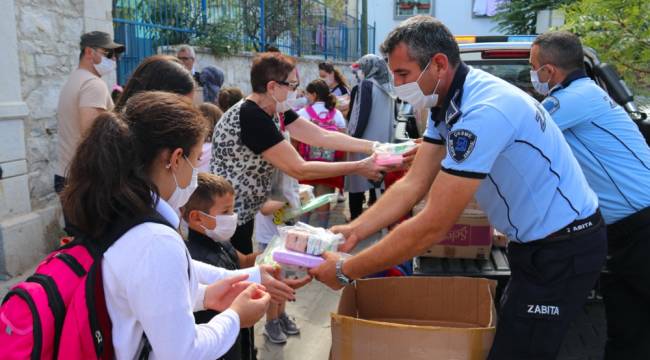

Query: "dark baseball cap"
<box><xmin>80</xmin><ymin>31</ymin><xmax>125</xmax><ymax>53</ymax></box>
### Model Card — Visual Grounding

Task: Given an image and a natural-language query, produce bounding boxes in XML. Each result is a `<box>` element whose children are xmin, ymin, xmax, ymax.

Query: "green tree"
<box><xmin>493</xmin><ymin>0</ymin><xmax>575</xmax><ymax>34</ymax></box>
<box><xmin>561</xmin><ymin>0</ymin><xmax>650</xmax><ymax>95</ymax></box>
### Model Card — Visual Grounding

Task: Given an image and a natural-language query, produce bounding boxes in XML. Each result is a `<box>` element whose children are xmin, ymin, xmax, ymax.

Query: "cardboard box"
<box><xmin>331</xmin><ymin>277</ymin><xmax>497</xmax><ymax>360</ymax></box>
<box><xmin>422</xmin><ymin>210</ymin><xmax>493</xmax><ymax>260</ymax></box>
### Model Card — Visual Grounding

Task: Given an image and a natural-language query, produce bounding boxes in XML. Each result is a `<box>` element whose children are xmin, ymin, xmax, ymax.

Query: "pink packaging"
<box><xmin>273</xmin><ymin>249</ymin><xmax>325</xmax><ymax>268</ymax></box>
<box><xmin>285</xmin><ymin>229</ymin><xmax>309</xmax><ymax>253</ymax></box>
<box><xmin>375</xmin><ymin>154</ymin><xmax>403</xmax><ymax>166</ymax></box>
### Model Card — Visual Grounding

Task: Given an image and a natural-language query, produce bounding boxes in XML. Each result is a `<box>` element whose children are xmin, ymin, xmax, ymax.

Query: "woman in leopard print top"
<box><xmin>210</xmin><ymin>52</ymin><xmax>385</xmax><ymax>255</ymax></box>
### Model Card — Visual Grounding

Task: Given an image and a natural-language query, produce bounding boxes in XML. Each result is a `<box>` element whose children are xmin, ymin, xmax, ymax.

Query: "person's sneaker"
<box><xmin>278</xmin><ymin>312</ymin><xmax>300</xmax><ymax>336</ymax></box>
<box><xmin>263</xmin><ymin>319</ymin><xmax>287</xmax><ymax>344</ymax></box>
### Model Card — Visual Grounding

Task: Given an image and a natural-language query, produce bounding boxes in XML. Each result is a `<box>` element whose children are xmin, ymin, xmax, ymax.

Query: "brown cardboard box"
<box><xmin>331</xmin><ymin>277</ymin><xmax>497</xmax><ymax>360</ymax></box>
<box><xmin>422</xmin><ymin>210</ymin><xmax>493</xmax><ymax>260</ymax></box>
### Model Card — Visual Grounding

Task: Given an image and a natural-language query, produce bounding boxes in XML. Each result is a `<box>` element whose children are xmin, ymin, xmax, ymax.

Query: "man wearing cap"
<box><xmin>55</xmin><ymin>31</ymin><xmax>124</xmax><ymax>211</ymax></box>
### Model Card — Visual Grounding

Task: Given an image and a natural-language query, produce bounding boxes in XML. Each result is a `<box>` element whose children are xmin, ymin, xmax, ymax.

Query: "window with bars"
<box><xmin>394</xmin><ymin>0</ymin><xmax>433</xmax><ymax>19</ymax></box>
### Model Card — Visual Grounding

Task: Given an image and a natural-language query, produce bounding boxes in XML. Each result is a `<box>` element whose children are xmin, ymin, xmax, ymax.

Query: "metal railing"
<box><xmin>112</xmin><ymin>0</ymin><xmax>375</xmax><ymax>84</ymax></box>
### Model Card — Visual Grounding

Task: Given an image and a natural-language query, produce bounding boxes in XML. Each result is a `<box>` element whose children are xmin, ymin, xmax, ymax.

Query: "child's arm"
<box><xmin>237</xmin><ymin>251</ymin><xmax>261</xmax><ymax>268</ymax></box>
<box><xmin>260</xmin><ymin>200</ymin><xmax>286</xmax><ymax>216</ymax></box>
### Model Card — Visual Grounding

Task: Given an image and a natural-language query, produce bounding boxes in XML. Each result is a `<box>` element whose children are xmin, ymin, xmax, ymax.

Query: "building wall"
<box><xmin>0</xmin><ymin>0</ymin><xmax>113</xmax><ymax>278</ymax></box>
<box><xmin>163</xmin><ymin>47</ymin><xmax>356</xmax><ymax>96</ymax></box>
<box><xmin>368</xmin><ymin>0</ymin><xmax>502</xmax><ymax>54</ymax></box>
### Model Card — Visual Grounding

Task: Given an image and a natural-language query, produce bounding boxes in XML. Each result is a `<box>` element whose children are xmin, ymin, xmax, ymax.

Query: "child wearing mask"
<box><xmin>182</xmin><ymin>174</ymin><xmax>310</xmax><ymax>357</ymax></box>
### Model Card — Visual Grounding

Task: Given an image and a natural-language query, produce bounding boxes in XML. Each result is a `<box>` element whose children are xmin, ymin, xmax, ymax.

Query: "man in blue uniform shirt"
<box><xmin>311</xmin><ymin>16</ymin><xmax>607</xmax><ymax>359</ymax></box>
<box><xmin>530</xmin><ymin>31</ymin><xmax>650</xmax><ymax>359</ymax></box>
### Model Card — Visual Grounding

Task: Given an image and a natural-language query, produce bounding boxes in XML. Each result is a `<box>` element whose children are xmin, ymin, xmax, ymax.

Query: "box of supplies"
<box><xmin>421</xmin><ymin>209</ymin><xmax>493</xmax><ymax>260</ymax></box>
<box><xmin>331</xmin><ymin>277</ymin><xmax>497</xmax><ymax>360</ymax></box>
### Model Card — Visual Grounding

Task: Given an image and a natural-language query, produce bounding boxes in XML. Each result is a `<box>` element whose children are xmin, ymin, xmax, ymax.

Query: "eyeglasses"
<box><xmin>276</xmin><ymin>80</ymin><xmax>300</xmax><ymax>90</ymax></box>
<box><xmin>94</xmin><ymin>48</ymin><xmax>115</xmax><ymax>59</ymax></box>
<box><xmin>178</xmin><ymin>56</ymin><xmax>195</xmax><ymax>61</ymax></box>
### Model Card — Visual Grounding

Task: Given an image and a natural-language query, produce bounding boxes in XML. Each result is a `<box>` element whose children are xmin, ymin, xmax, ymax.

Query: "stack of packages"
<box><xmin>256</xmin><ymin>222</ymin><xmax>345</xmax><ymax>277</ymax></box>
<box><xmin>373</xmin><ymin>141</ymin><xmax>417</xmax><ymax>166</ymax></box>
<box><xmin>414</xmin><ymin>198</ymin><xmax>495</xmax><ymax>260</ymax></box>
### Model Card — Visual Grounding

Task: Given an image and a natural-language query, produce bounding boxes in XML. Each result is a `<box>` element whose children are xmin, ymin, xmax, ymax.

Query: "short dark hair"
<box><xmin>115</xmin><ymin>55</ymin><xmax>195</xmax><ymax>111</ymax></box>
<box><xmin>217</xmin><ymin>87</ymin><xmax>244</xmax><ymax>112</ymax></box>
<box><xmin>533</xmin><ymin>31</ymin><xmax>584</xmax><ymax>72</ymax></box>
<box><xmin>250</xmin><ymin>52</ymin><xmax>296</xmax><ymax>94</ymax></box>
<box><xmin>305</xmin><ymin>79</ymin><xmax>337</xmax><ymax>111</ymax></box>
<box><xmin>181</xmin><ymin>173</ymin><xmax>235</xmax><ymax>221</ymax></box>
<box><xmin>380</xmin><ymin>15</ymin><xmax>460</xmax><ymax>69</ymax></box>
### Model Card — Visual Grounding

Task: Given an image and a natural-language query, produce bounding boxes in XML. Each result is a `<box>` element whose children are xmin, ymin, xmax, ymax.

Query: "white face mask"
<box><xmin>94</xmin><ymin>55</ymin><xmax>116</xmax><ymax>77</ymax></box>
<box><xmin>393</xmin><ymin>61</ymin><xmax>440</xmax><ymax>111</ymax></box>
<box><xmin>167</xmin><ymin>156</ymin><xmax>198</xmax><ymax>210</ymax></box>
<box><xmin>200</xmin><ymin>212</ymin><xmax>238</xmax><ymax>242</ymax></box>
<box><xmin>530</xmin><ymin>67</ymin><xmax>550</xmax><ymax>96</ymax></box>
<box><xmin>287</xmin><ymin>93</ymin><xmax>308</xmax><ymax>109</ymax></box>
<box><xmin>272</xmin><ymin>90</ymin><xmax>294</xmax><ymax>113</ymax></box>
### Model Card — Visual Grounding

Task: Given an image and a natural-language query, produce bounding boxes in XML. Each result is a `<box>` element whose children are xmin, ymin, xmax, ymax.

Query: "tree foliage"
<box><xmin>561</xmin><ymin>0</ymin><xmax>650</xmax><ymax>95</ymax></box>
<box><xmin>493</xmin><ymin>0</ymin><xmax>575</xmax><ymax>34</ymax></box>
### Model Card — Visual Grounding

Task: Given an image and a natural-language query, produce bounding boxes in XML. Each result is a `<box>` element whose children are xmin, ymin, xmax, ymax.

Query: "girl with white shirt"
<box><xmin>61</xmin><ymin>91</ymin><xmax>295</xmax><ymax>359</ymax></box>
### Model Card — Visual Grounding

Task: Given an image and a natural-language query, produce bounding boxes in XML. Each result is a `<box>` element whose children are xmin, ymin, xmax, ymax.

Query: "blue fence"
<box><xmin>112</xmin><ymin>0</ymin><xmax>375</xmax><ymax>84</ymax></box>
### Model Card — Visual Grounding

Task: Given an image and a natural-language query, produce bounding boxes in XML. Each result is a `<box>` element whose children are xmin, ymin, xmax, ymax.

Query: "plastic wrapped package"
<box><xmin>278</xmin><ymin>222</ymin><xmax>344</xmax><ymax>256</ymax></box>
<box><xmin>273</xmin><ymin>193</ymin><xmax>337</xmax><ymax>224</ymax></box>
<box><xmin>374</xmin><ymin>141</ymin><xmax>417</xmax><ymax>156</ymax></box>
<box><xmin>298</xmin><ymin>184</ymin><xmax>315</xmax><ymax>206</ymax></box>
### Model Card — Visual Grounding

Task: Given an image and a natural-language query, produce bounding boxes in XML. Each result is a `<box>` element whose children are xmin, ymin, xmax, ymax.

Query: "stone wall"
<box><xmin>162</xmin><ymin>46</ymin><xmax>357</xmax><ymax>97</ymax></box>
<box><xmin>15</xmin><ymin>0</ymin><xmax>85</xmax><ymax>210</ymax></box>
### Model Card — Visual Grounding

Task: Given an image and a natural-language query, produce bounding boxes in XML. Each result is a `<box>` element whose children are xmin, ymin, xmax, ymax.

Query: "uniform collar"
<box><xmin>549</xmin><ymin>68</ymin><xmax>588</xmax><ymax>95</ymax></box>
<box><xmin>155</xmin><ymin>197</ymin><xmax>180</xmax><ymax>229</ymax></box>
<box><xmin>431</xmin><ymin>62</ymin><xmax>470</xmax><ymax>129</ymax></box>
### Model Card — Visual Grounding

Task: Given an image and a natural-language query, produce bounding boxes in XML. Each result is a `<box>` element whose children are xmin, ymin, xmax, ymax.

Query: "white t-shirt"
<box><xmin>297</xmin><ymin>101</ymin><xmax>347</xmax><ymax>130</ymax></box>
<box><xmin>103</xmin><ymin>198</ymin><xmax>261</xmax><ymax>360</ymax></box>
<box><xmin>254</xmin><ymin>211</ymin><xmax>279</xmax><ymax>245</ymax></box>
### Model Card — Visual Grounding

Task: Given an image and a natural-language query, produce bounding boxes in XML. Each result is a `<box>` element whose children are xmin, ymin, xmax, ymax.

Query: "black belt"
<box><xmin>536</xmin><ymin>210</ymin><xmax>604</xmax><ymax>244</ymax></box>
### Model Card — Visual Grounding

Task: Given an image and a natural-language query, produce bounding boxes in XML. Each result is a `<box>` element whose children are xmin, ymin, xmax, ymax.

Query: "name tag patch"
<box><xmin>519</xmin><ymin>302</ymin><xmax>562</xmax><ymax>320</ymax></box>
<box><xmin>447</xmin><ymin>129</ymin><xmax>477</xmax><ymax>163</ymax></box>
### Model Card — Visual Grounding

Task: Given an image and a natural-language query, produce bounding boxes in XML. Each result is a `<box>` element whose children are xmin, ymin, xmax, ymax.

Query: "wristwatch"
<box><xmin>335</xmin><ymin>259</ymin><xmax>353</xmax><ymax>286</ymax></box>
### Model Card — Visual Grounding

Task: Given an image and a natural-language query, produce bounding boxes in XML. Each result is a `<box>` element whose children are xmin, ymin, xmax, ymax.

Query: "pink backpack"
<box><xmin>0</xmin><ymin>214</ymin><xmax>171</xmax><ymax>360</ymax></box>
<box><xmin>298</xmin><ymin>105</ymin><xmax>339</xmax><ymax>162</ymax></box>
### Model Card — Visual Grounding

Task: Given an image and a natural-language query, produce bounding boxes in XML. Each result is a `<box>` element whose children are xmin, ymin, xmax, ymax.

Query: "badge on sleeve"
<box><xmin>542</xmin><ymin>96</ymin><xmax>560</xmax><ymax>115</ymax></box>
<box><xmin>447</xmin><ymin>129</ymin><xmax>477</xmax><ymax>163</ymax></box>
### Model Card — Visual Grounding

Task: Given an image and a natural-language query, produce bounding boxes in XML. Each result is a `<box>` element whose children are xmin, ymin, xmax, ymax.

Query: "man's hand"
<box><xmin>308</xmin><ymin>252</ymin><xmax>344</xmax><ymax>290</ymax></box>
<box><xmin>331</xmin><ymin>223</ymin><xmax>362</xmax><ymax>253</ymax></box>
<box><xmin>204</xmin><ymin>274</ymin><xmax>255</xmax><ymax>312</ymax></box>
<box><xmin>259</xmin><ymin>265</ymin><xmax>296</xmax><ymax>302</ymax></box>
<box><xmin>229</xmin><ymin>283</ymin><xmax>272</xmax><ymax>328</ymax></box>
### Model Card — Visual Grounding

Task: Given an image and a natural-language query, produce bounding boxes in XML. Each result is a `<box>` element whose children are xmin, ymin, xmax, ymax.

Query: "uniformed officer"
<box><xmin>310</xmin><ymin>16</ymin><xmax>607</xmax><ymax>359</ymax></box>
<box><xmin>530</xmin><ymin>31</ymin><xmax>650</xmax><ymax>360</ymax></box>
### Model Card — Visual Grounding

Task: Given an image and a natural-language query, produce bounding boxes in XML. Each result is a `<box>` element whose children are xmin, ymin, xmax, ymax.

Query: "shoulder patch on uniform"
<box><xmin>542</xmin><ymin>96</ymin><xmax>560</xmax><ymax>115</ymax></box>
<box><xmin>447</xmin><ymin>129</ymin><xmax>477</xmax><ymax>163</ymax></box>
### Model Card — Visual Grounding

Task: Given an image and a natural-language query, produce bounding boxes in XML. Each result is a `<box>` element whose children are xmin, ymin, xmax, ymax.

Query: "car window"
<box><xmin>466</xmin><ymin>60</ymin><xmax>545</xmax><ymax>101</ymax></box>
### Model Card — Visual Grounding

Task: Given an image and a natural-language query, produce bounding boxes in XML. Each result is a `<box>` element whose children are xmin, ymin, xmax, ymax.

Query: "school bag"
<box><xmin>298</xmin><ymin>105</ymin><xmax>339</xmax><ymax>162</ymax></box>
<box><xmin>0</xmin><ymin>213</ymin><xmax>173</xmax><ymax>360</ymax></box>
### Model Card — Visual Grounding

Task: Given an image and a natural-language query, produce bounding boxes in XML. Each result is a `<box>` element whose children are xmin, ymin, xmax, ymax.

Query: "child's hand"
<box><xmin>229</xmin><ymin>284</ymin><xmax>271</xmax><ymax>328</ymax></box>
<box><xmin>283</xmin><ymin>275</ymin><xmax>313</xmax><ymax>290</ymax></box>
<box><xmin>259</xmin><ymin>264</ymin><xmax>296</xmax><ymax>303</ymax></box>
<box><xmin>204</xmin><ymin>274</ymin><xmax>259</xmax><ymax>312</ymax></box>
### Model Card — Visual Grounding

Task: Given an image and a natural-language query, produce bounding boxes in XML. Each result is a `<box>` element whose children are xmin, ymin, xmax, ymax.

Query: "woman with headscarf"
<box><xmin>346</xmin><ymin>54</ymin><xmax>397</xmax><ymax>220</ymax></box>
<box><xmin>200</xmin><ymin>65</ymin><xmax>225</xmax><ymax>103</ymax></box>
